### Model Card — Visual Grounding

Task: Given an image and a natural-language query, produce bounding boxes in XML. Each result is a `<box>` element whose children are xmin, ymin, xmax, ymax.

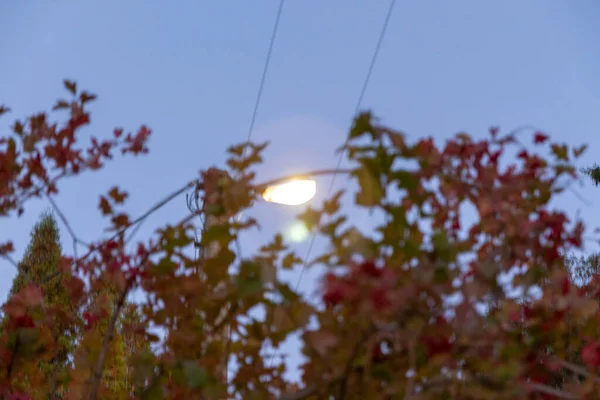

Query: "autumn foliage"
<box><xmin>1</xmin><ymin>81</ymin><xmax>599</xmax><ymax>399</ymax></box>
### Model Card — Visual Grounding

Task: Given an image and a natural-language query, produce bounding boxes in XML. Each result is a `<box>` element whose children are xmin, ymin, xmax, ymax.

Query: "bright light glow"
<box><xmin>262</xmin><ymin>179</ymin><xmax>316</xmax><ymax>206</ymax></box>
<box><xmin>285</xmin><ymin>221</ymin><xmax>310</xmax><ymax>243</ymax></box>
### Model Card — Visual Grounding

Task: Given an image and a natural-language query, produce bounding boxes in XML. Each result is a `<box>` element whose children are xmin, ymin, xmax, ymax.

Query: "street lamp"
<box><xmin>261</xmin><ymin>178</ymin><xmax>316</xmax><ymax>206</ymax></box>
<box><xmin>185</xmin><ymin>168</ymin><xmax>350</xmax><ymax>391</ymax></box>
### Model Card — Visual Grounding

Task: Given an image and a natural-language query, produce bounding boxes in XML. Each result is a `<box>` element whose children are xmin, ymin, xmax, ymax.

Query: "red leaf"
<box><xmin>533</xmin><ymin>132</ymin><xmax>549</xmax><ymax>144</ymax></box>
<box><xmin>20</xmin><ymin>284</ymin><xmax>43</xmax><ymax>307</ymax></box>
<box><xmin>305</xmin><ymin>330</ymin><xmax>338</xmax><ymax>357</ymax></box>
<box><xmin>424</xmin><ymin>336</ymin><xmax>452</xmax><ymax>357</ymax></box>
<box><xmin>0</xmin><ymin>241</ymin><xmax>14</xmax><ymax>255</ymax></box>
<box><xmin>561</xmin><ymin>276</ymin><xmax>570</xmax><ymax>295</ymax></box>
<box><xmin>111</xmin><ymin>213</ymin><xmax>130</xmax><ymax>228</ymax></box>
<box><xmin>359</xmin><ymin>260</ymin><xmax>383</xmax><ymax>278</ymax></box>
<box><xmin>14</xmin><ymin>315</ymin><xmax>35</xmax><ymax>328</ymax></box>
<box><xmin>64</xmin><ymin>79</ymin><xmax>77</xmax><ymax>95</ymax></box>
<box><xmin>322</xmin><ymin>273</ymin><xmax>355</xmax><ymax>308</ymax></box>
<box><xmin>369</xmin><ymin>287</ymin><xmax>392</xmax><ymax>310</ymax></box>
<box><xmin>108</xmin><ymin>186</ymin><xmax>128</xmax><ymax>204</ymax></box>
<box><xmin>83</xmin><ymin>311</ymin><xmax>100</xmax><ymax>330</ymax></box>
<box><xmin>65</xmin><ymin>276</ymin><xmax>85</xmax><ymax>305</ymax></box>
<box><xmin>582</xmin><ymin>342</ymin><xmax>600</xmax><ymax>368</ymax></box>
<box><xmin>98</xmin><ymin>196</ymin><xmax>112</xmax><ymax>215</ymax></box>
<box><xmin>517</xmin><ymin>149</ymin><xmax>528</xmax><ymax>159</ymax></box>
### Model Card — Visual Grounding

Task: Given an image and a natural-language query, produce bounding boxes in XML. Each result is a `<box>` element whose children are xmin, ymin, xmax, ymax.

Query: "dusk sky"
<box><xmin>2</xmin><ymin>0</ymin><xmax>600</xmax><ymax>380</ymax></box>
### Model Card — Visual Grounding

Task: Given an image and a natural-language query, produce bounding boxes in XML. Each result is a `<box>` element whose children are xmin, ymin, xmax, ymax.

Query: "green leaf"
<box><xmin>152</xmin><ymin>257</ymin><xmax>178</xmax><ymax>276</ymax></box>
<box><xmin>433</xmin><ymin>266</ymin><xmax>449</xmax><ymax>283</ymax></box>
<box><xmin>415</xmin><ymin>343</ymin><xmax>428</xmax><ymax>368</ymax></box>
<box><xmin>320</xmin><ymin>215</ymin><xmax>347</xmax><ymax>238</ymax></box>
<box><xmin>291</xmin><ymin>301</ymin><xmax>313</xmax><ymax>326</ymax></box>
<box><xmin>227</xmin><ymin>143</ymin><xmax>247</xmax><ymax>157</ymax></box>
<box><xmin>371</xmin><ymin>364</ymin><xmax>393</xmax><ymax>382</ymax></box>
<box><xmin>349</xmin><ymin>111</ymin><xmax>378</xmax><ymax>140</ymax></box>
<box><xmin>202</xmin><ymin>224</ymin><xmax>234</xmax><ymax>246</ymax></box>
<box><xmin>276</xmin><ymin>282</ymin><xmax>300</xmax><ymax>302</ymax></box>
<box><xmin>251</xmin><ymin>141</ymin><xmax>269</xmax><ymax>153</ymax></box>
<box><xmin>386</xmin><ymin>129</ymin><xmax>405</xmax><ymax>149</ymax></box>
<box><xmin>431</xmin><ymin>230</ymin><xmax>453</xmax><ymax>261</ymax></box>
<box><xmin>550</xmin><ymin>143</ymin><xmax>569</xmax><ymax>161</ymax></box>
<box><xmin>392</xmin><ymin>170</ymin><xmax>419</xmax><ymax>193</ymax></box>
<box><xmin>344</xmin><ymin>144</ymin><xmax>377</xmax><ymax>159</ymax></box>
<box><xmin>235</xmin><ymin>263</ymin><xmax>264</xmax><ymax>297</ymax></box>
<box><xmin>281</xmin><ymin>252</ymin><xmax>303</xmax><ymax>269</ymax></box>
<box><xmin>140</xmin><ymin>379</ymin><xmax>164</xmax><ymax>400</ymax></box>
<box><xmin>183</xmin><ymin>361</ymin><xmax>209</xmax><ymax>389</ymax></box>
<box><xmin>322</xmin><ymin>190</ymin><xmax>344</xmax><ymax>215</ymax></box>
<box><xmin>260</xmin><ymin>234</ymin><xmax>286</xmax><ymax>253</ymax></box>
<box><xmin>375</xmin><ymin>145</ymin><xmax>396</xmax><ymax>174</ymax></box>
<box><xmin>354</xmin><ymin>166</ymin><xmax>384</xmax><ymax>207</ymax></box>
<box><xmin>297</xmin><ymin>207</ymin><xmax>321</xmax><ymax>231</ymax></box>
<box><xmin>573</xmin><ymin>144</ymin><xmax>587</xmax><ymax>158</ymax></box>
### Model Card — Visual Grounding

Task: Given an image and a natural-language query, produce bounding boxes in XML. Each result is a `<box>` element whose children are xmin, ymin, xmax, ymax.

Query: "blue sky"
<box><xmin>2</xmin><ymin>0</ymin><xmax>600</xmax><ymax>381</ymax></box>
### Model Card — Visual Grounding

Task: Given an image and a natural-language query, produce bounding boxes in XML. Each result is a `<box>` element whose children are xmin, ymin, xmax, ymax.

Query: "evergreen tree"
<box><xmin>582</xmin><ymin>164</ymin><xmax>600</xmax><ymax>187</ymax></box>
<box><xmin>120</xmin><ymin>302</ymin><xmax>152</xmax><ymax>396</ymax></box>
<box><xmin>72</xmin><ymin>286</ymin><xmax>129</xmax><ymax>399</ymax></box>
<box><xmin>2</xmin><ymin>212</ymin><xmax>75</xmax><ymax>398</ymax></box>
<box><xmin>544</xmin><ymin>166</ymin><xmax>600</xmax><ymax>389</ymax></box>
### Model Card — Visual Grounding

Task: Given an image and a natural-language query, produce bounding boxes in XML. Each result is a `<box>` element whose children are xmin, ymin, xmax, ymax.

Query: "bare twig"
<box><xmin>40</xmin><ymin>180</ymin><xmax>196</xmax><ymax>285</ymax></box>
<box><xmin>404</xmin><ymin>339</ymin><xmax>417</xmax><ymax>399</ymax></box>
<box><xmin>279</xmin><ymin>375</ymin><xmax>343</xmax><ymax>400</ymax></box>
<box><xmin>46</xmin><ymin>194</ymin><xmax>88</xmax><ymax>264</ymax></box>
<box><xmin>119</xmin><ymin>180</ymin><xmax>196</xmax><ymax>240</ymax></box>
<box><xmin>552</xmin><ymin>356</ymin><xmax>600</xmax><ymax>384</ymax></box>
<box><xmin>2</xmin><ymin>254</ymin><xmax>18</xmax><ymax>269</ymax></box>
<box><xmin>48</xmin><ymin>354</ymin><xmax>61</xmax><ymax>397</ymax></box>
<box><xmin>338</xmin><ymin>329</ymin><xmax>370</xmax><ymax>400</ymax></box>
<box><xmin>527</xmin><ymin>382</ymin><xmax>578</xmax><ymax>399</ymax></box>
<box><xmin>6</xmin><ymin>333</ymin><xmax>20</xmax><ymax>380</ymax></box>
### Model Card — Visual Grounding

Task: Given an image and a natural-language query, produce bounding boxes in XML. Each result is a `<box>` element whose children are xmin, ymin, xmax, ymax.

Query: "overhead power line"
<box><xmin>246</xmin><ymin>0</ymin><xmax>285</xmax><ymax>144</ymax></box>
<box><xmin>265</xmin><ymin>0</ymin><xmax>397</xmax><ymax>370</ymax></box>
<box><xmin>294</xmin><ymin>0</ymin><xmax>397</xmax><ymax>291</ymax></box>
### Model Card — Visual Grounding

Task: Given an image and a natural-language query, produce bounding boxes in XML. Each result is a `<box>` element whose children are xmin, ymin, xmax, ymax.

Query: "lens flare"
<box><xmin>285</xmin><ymin>221</ymin><xmax>310</xmax><ymax>243</ymax></box>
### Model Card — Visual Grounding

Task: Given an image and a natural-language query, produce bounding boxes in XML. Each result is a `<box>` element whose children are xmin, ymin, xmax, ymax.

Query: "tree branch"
<box><xmin>48</xmin><ymin>354</ymin><xmax>60</xmax><ymax>398</ymax></box>
<box><xmin>404</xmin><ymin>339</ymin><xmax>416</xmax><ymax>399</ymax></box>
<box><xmin>256</xmin><ymin>169</ymin><xmax>353</xmax><ymax>191</ymax></box>
<box><xmin>338</xmin><ymin>330</ymin><xmax>371</xmax><ymax>400</ymax></box>
<box><xmin>527</xmin><ymin>382</ymin><xmax>578</xmax><ymax>399</ymax></box>
<box><xmin>6</xmin><ymin>332</ymin><xmax>20</xmax><ymax>380</ymax></box>
<box><xmin>87</xmin><ymin>283</ymin><xmax>131</xmax><ymax>400</ymax></box>
<box><xmin>279</xmin><ymin>375</ymin><xmax>343</xmax><ymax>400</ymax></box>
<box><xmin>39</xmin><ymin>181</ymin><xmax>196</xmax><ymax>286</ymax></box>
<box><xmin>551</xmin><ymin>356</ymin><xmax>600</xmax><ymax>384</ymax></box>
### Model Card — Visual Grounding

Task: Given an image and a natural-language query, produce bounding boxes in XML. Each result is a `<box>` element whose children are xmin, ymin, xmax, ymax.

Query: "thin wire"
<box><xmin>246</xmin><ymin>0</ymin><xmax>285</xmax><ymax>144</ymax></box>
<box><xmin>294</xmin><ymin>0</ymin><xmax>397</xmax><ymax>291</ymax></box>
<box><xmin>223</xmin><ymin>1</ymin><xmax>285</xmax><ymax>391</ymax></box>
<box><xmin>267</xmin><ymin>0</ymin><xmax>397</xmax><ymax>370</ymax></box>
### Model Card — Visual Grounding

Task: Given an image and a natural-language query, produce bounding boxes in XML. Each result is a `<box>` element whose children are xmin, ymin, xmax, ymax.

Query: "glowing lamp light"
<box><xmin>262</xmin><ymin>179</ymin><xmax>316</xmax><ymax>206</ymax></box>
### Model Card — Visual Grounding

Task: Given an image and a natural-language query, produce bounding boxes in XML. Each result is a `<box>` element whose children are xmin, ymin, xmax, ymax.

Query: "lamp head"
<box><xmin>262</xmin><ymin>178</ymin><xmax>316</xmax><ymax>206</ymax></box>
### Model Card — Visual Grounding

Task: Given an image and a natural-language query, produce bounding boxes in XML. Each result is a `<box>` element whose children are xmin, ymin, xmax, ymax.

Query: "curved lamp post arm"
<box><xmin>255</xmin><ymin>168</ymin><xmax>353</xmax><ymax>192</ymax></box>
